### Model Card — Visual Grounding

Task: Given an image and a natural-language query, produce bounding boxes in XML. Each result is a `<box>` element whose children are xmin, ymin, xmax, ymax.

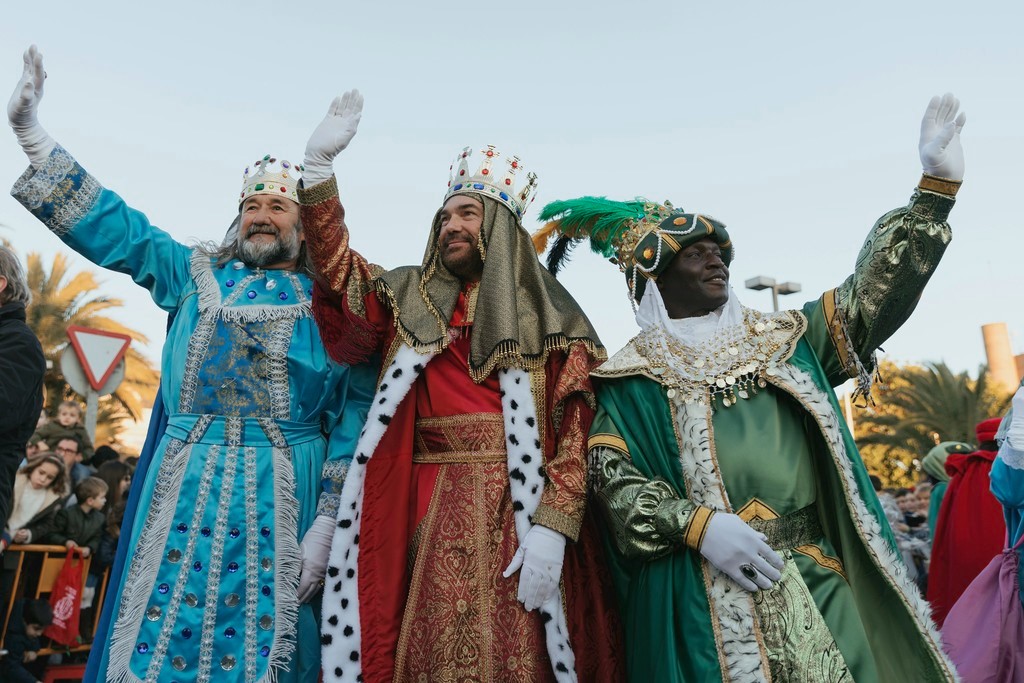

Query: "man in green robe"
<box><xmin>534</xmin><ymin>94</ymin><xmax>966</xmax><ymax>681</ymax></box>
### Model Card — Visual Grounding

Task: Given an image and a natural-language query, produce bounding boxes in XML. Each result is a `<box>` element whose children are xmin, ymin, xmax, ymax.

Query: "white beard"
<box><xmin>237</xmin><ymin>227</ymin><xmax>300</xmax><ymax>268</ymax></box>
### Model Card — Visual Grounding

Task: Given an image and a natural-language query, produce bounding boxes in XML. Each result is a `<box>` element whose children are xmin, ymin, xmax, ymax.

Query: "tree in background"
<box><xmin>855</xmin><ymin>360</ymin><xmax>1012</xmax><ymax>487</ymax></box>
<box><xmin>24</xmin><ymin>251</ymin><xmax>159</xmax><ymax>453</ymax></box>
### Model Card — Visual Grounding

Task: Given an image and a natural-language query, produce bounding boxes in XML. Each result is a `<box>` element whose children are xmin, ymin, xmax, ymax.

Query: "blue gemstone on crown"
<box><xmin>499</xmin><ymin>192</ymin><xmax>509</xmax><ymax>201</ymax></box>
<box><xmin>452</xmin><ymin>183</ymin><xmax>463</xmax><ymax>191</ymax></box>
<box><xmin>472</xmin><ymin>183</ymin><xmax>485</xmax><ymax>190</ymax></box>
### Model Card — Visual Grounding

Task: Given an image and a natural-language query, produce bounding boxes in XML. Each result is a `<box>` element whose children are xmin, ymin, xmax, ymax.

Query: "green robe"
<box><xmin>589</xmin><ymin>187</ymin><xmax>959</xmax><ymax>682</ymax></box>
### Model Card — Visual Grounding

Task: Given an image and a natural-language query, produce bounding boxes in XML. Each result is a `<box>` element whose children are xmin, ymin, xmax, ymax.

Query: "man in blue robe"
<box><xmin>7</xmin><ymin>46</ymin><xmax>376</xmax><ymax>682</ymax></box>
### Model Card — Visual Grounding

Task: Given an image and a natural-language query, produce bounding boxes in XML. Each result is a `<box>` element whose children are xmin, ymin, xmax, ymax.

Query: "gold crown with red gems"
<box><xmin>445</xmin><ymin>145</ymin><xmax>538</xmax><ymax>220</ymax></box>
<box><xmin>239</xmin><ymin>154</ymin><xmax>305</xmax><ymax>206</ymax></box>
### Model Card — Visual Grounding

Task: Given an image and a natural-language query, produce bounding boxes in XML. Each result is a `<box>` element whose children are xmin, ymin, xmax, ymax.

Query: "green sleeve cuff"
<box><xmin>908</xmin><ymin>188</ymin><xmax>955</xmax><ymax>222</ymax></box>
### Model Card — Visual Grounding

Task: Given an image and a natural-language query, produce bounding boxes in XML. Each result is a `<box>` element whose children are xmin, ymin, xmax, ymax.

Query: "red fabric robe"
<box><xmin>927</xmin><ymin>449</ymin><xmax>1006</xmax><ymax>627</ymax></box>
<box><xmin>301</xmin><ymin>188</ymin><xmax>624</xmax><ymax>681</ymax></box>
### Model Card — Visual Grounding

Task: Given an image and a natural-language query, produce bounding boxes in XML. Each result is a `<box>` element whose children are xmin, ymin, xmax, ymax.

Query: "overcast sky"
<box><xmin>2</xmin><ymin>0</ymin><xmax>1021</xmax><ymax>377</ymax></box>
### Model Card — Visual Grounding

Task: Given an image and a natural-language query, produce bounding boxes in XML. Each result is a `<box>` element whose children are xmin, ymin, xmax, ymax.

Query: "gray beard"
<box><xmin>237</xmin><ymin>229</ymin><xmax>300</xmax><ymax>268</ymax></box>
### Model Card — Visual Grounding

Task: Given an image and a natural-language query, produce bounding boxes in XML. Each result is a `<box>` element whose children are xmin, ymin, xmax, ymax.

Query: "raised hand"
<box><xmin>7</xmin><ymin>45</ymin><xmax>55</xmax><ymax>168</ymax></box>
<box><xmin>302</xmin><ymin>90</ymin><xmax>364</xmax><ymax>186</ymax></box>
<box><xmin>919</xmin><ymin>93</ymin><xmax>966</xmax><ymax>181</ymax></box>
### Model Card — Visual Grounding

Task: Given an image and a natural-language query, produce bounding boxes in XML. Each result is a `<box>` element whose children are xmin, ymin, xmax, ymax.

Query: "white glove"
<box><xmin>699</xmin><ymin>512</ymin><xmax>785</xmax><ymax>592</ymax></box>
<box><xmin>7</xmin><ymin>45</ymin><xmax>55</xmax><ymax>169</ymax></box>
<box><xmin>919</xmin><ymin>93</ymin><xmax>966</xmax><ymax>181</ymax></box>
<box><xmin>502</xmin><ymin>524</ymin><xmax>566</xmax><ymax>611</ymax></box>
<box><xmin>302</xmin><ymin>90</ymin><xmax>364</xmax><ymax>186</ymax></box>
<box><xmin>297</xmin><ymin>515</ymin><xmax>335</xmax><ymax>603</ymax></box>
<box><xmin>1007</xmin><ymin>385</ymin><xmax>1024</xmax><ymax>450</ymax></box>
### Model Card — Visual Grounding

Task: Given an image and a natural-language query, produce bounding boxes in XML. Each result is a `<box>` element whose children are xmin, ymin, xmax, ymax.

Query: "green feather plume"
<box><xmin>538</xmin><ymin>196</ymin><xmax>647</xmax><ymax>260</ymax></box>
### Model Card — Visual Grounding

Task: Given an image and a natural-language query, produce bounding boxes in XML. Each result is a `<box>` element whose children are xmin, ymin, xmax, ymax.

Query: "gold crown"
<box><xmin>239</xmin><ymin>155</ymin><xmax>304</xmax><ymax>206</ymax></box>
<box><xmin>445</xmin><ymin>145</ymin><xmax>538</xmax><ymax>220</ymax></box>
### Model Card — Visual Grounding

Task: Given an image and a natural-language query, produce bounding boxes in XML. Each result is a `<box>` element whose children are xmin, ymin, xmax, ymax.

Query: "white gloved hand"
<box><xmin>919</xmin><ymin>93</ymin><xmax>966</xmax><ymax>181</ymax></box>
<box><xmin>297</xmin><ymin>515</ymin><xmax>336</xmax><ymax>603</ymax></box>
<box><xmin>1007</xmin><ymin>385</ymin><xmax>1024</xmax><ymax>450</ymax></box>
<box><xmin>699</xmin><ymin>512</ymin><xmax>785</xmax><ymax>592</ymax></box>
<box><xmin>302</xmin><ymin>90</ymin><xmax>364</xmax><ymax>186</ymax></box>
<box><xmin>502</xmin><ymin>524</ymin><xmax>566</xmax><ymax>611</ymax></box>
<box><xmin>7</xmin><ymin>45</ymin><xmax>55</xmax><ymax>169</ymax></box>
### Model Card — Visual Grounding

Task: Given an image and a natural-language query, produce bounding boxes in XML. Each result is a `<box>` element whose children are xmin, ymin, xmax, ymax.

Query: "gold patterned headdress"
<box><xmin>534</xmin><ymin>196</ymin><xmax>733</xmax><ymax>305</ymax></box>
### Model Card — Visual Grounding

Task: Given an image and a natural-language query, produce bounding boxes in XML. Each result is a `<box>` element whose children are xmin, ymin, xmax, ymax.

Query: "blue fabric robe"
<box><xmin>12</xmin><ymin>146</ymin><xmax>376</xmax><ymax>682</ymax></box>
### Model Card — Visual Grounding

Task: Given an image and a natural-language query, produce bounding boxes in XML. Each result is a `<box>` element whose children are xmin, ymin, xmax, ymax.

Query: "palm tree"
<box><xmin>855</xmin><ymin>361</ymin><xmax>1012</xmax><ymax>486</ymax></box>
<box><xmin>24</xmin><ymin>251</ymin><xmax>160</xmax><ymax>451</ymax></box>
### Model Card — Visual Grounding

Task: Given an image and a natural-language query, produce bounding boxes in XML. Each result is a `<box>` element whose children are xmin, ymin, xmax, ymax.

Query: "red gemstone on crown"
<box><xmin>482</xmin><ymin>169</ymin><xmax>489</xmax><ymax>175</ymax></box>
<box><xmin>486</xmin><ymin>150</ymin><xmax>494</xmax><ymax>157</ymax></box>
<box><xmin>505</xmin><ymin>179</ymin><xmax>511</xmax><ymax>185</ymax></box>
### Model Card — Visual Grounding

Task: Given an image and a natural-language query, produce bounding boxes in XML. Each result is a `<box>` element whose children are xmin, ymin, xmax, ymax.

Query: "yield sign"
<box><xmin>66</xmin><ymin>325</ymin><xmax>132</xmax><ymax>391</ymax></box>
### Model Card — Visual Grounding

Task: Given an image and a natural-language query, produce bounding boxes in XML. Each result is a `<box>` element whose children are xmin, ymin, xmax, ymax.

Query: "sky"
<box><xmin>2</xmin><ymin>0</ymin><xmax>1022</xmax><ymax>379</ymax></box>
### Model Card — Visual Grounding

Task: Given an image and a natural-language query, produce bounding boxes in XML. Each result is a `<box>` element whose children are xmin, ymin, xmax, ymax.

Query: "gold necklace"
<box><xmin>635</xmin><ymin>309</ymin><xmax>797</xmax><ymax>408</ymax></box>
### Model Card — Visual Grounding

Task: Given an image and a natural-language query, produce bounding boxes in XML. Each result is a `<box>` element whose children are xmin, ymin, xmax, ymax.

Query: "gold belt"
<box><xmin>412</xmin><ymin>413</ymin><xmax>507</xmax><ymax>464</ymax></box>
<box><xmin>744</xmin><ymin>503</ymin><xmax>822</xmax><ymax>550</ymax></box>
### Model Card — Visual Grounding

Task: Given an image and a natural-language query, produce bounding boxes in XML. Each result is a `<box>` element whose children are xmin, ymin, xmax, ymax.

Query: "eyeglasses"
<box><xmin>54</xmin><ymin>447</ymin><xmax>78</xmax><ymax>455</ymax></box>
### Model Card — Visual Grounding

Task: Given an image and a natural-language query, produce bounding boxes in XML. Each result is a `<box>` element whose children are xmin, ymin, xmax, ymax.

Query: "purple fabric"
<box><xmin>943</xmin><ymin>536</ymin><xmax>1024</xmax><ymax>682</ymax></box>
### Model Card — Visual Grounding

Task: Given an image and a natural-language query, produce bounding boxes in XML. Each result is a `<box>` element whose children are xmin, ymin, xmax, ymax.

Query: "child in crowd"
<box><xmin>29</xmin><ymin>401</ymin><xmax>94</xmax><ymax>464</ymax></box>
<box><xmin>43</xmin><ymin>477</ymin><xmax>108</xmax><ymax>558</ymax></box>
<box><xmin>0</xmin><ymin>599</ymin><xmax>52</xmax><ymax>683</ymax></box>
<box><xmin>2</xmin><ymin>454</ymin><xmax>68</xmax><ymax>553</ymax></box>
<box><xmin>93</xmin><ymin>460</ymin><xmax>131</xmax><ymax>515</ymax></box>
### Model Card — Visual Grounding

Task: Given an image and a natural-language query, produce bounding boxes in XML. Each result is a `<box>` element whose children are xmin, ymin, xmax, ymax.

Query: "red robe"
<box><xmin>927</xmin><ymin>449</ymin><xmax>1006</xmax><ymax>627</ymax></box>
<box><xmin>301</xmin><ymin>186</ymin><xmax>624</xmax><ymax>681</ymax></box>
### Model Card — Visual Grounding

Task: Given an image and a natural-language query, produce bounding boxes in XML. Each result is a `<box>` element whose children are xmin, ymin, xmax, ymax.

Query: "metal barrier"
<box><xmin>1</xmin><ymin>544</ymin><xmax>110</xmax><ymax>657</ymax></box>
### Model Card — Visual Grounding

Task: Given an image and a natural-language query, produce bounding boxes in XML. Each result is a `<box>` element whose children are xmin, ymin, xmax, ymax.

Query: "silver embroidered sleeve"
<box><xmin>315</xmin><ymin>459</ymin><xmax>350</xmax><ymax>518</ymax></box>
<box><xmin>836</xmin><ymin>189</ymin><xmax>954</xmax><ymax>361</ymax></box>
<box><xmin>589</xmin><ymin>445</ymin><xmax>696</xmax><ymax>560</ymax></box>
<box><xmin>10</xmin><ymin>144</ymin><xmax>102</xmax><ymax>236</ymax></box>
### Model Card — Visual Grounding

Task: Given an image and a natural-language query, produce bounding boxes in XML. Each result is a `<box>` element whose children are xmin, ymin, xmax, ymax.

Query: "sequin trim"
<box><xmin>142</xmin><ymin>441</ymin><xmax>220</xmax><ymax>682</ymax></box>
<box><xmin>178</xmin><ymin>316</ymin><xmax>217</xmax><ymax>414</ymax></box>
<box><xmin>243</xmin><ymin>445</ymin><xmax>260</xmax><ymax>682</ymax></box>
<box><xmin>108</xmin><ymin>417</ymin><xmax>213</xmax><ymax>682</ymax></box>
<box><xmin>11</xmin><ymin>145</ymin><xmax>75</xmax><ymax>209</ymax></box>
<box><xmin>265</xmin><ymin>319</ymin><xmax>294</xmax><ymax>420</ymax></box>
<box><xmin>316</xmin><ymin>459</ymin><xmax>349</xmax><ymax>518</ymax></box>
<box><xmin>196</xmin><ymin>446</ymin><xmax>238</xmax><ymax>683</ymax></box>
<box><xmin>11</xmin><ymin>145</ymin><xmax>102</xmax><ymax>236</ymax></box>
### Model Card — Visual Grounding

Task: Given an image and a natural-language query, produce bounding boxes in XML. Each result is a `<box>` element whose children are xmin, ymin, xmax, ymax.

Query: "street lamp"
<box><xmin>744</xmin><ymin>275</ymin><xmax>802</xmax><ymax>312</ymax></box>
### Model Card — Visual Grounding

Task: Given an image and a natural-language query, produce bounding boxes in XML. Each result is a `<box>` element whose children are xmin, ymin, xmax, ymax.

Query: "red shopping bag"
<box><xmin>44</xmin><ymin>549</ymin><xmax>84</xmax><ymax>646</ymax></box>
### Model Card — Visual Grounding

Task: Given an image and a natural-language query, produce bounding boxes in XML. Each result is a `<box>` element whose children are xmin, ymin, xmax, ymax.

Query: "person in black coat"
<box><xmin>1</xmin><ymin>598</ymin><xmax>52</xmax><ymax>683</ymax></box>
<box><xmin>0</xmin><ymin>247</ymin><xmax>45</xmax><ymax>553</ymax></box>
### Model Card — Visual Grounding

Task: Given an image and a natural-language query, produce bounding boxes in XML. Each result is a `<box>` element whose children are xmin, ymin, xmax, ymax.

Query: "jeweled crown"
<box><xmin>445</xmin><ymin>145</ymin><xmax>538</xmax><ymax>220</ymax></box>
<box><xmin>239</xmin><ymin>154</ymin><xmax>304</xmax><ymax>206</ymax></box>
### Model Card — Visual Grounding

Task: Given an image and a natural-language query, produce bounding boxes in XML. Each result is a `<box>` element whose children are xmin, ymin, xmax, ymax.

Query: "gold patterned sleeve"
<box><xmin>810</xmin><ymin>181</ymin><xmax>956</xmax><ymax>388</ymax></box>
<box><xmin>298</xmin><ymin>176</ymin><xmax>389</xmax><ymax>365</ymax></box>
<box><xmin>588</xmin><ymin>444</ymin><xmax>712</xmax><ymax>560</ymax></box>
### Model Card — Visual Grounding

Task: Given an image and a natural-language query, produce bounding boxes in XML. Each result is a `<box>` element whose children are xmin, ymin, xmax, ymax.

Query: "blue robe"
<box><xmin>12</xmin><ymin>146</ymin><xmax>376</xmax><ymax>682</ymax></box>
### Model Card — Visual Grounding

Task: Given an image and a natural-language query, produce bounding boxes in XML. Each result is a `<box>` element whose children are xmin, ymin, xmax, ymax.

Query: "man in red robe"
<box><xmin>927</xmin><ymin>417</ymin><xmax>1007</xmax><ymax>626</ymax></box>
<box><xmin>295</xmin><ymin>91</ymin><xmax>623</xmax><ymax>682</ymax></box>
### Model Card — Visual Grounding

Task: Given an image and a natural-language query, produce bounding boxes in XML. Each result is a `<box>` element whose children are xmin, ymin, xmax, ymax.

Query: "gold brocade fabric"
<box><xmin>413</xmin><ymin>413</ymin><xmax>507</xmax><ymax>463</ymax></box>
<box><xmin>395</xmin><ymin>461</ymin><xmax>555</xmax><ymax>683</ymax></box>
<box><xmin>753</xmin><ymin>553</ymin><xmax>853</xmax><ymax>682</ymax></box>
<box><xmin>377</xmin><ymin>195</ymin><xmax>605</xmax><ymax>382</ymax></box>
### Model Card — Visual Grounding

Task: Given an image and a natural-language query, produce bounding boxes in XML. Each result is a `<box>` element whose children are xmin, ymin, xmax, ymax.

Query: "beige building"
<box><xmin>982</xmin><ymin>322</ymin><xmax>1023</xmax><ymax>392</ymax></box>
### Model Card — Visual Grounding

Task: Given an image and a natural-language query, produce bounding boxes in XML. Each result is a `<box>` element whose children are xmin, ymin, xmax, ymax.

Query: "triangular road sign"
<box><xmin>66</xmin><ymin>325</ymin><xmax>132</xmax><ymax>391</ymax></box>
